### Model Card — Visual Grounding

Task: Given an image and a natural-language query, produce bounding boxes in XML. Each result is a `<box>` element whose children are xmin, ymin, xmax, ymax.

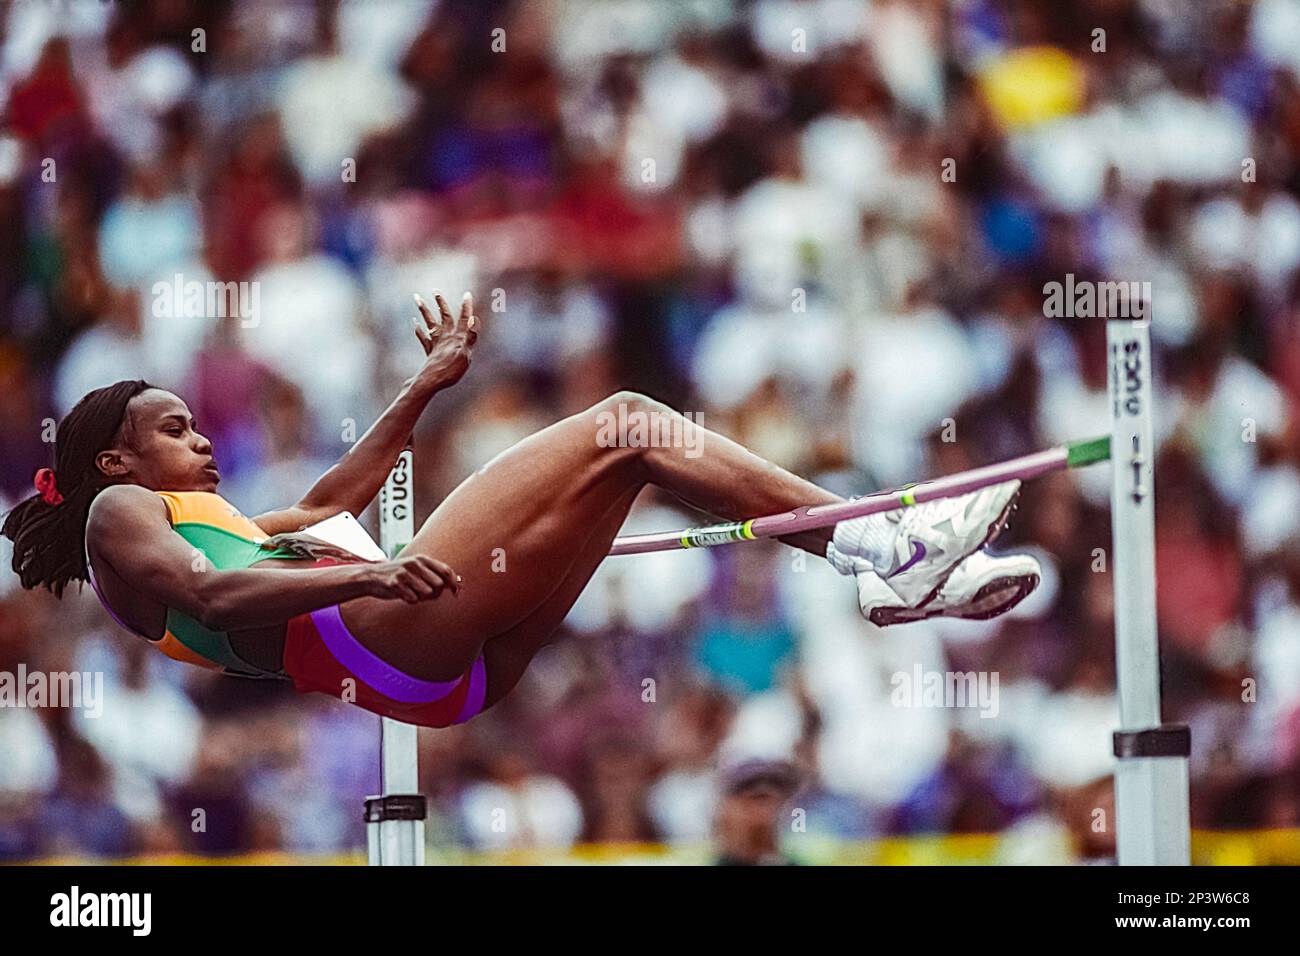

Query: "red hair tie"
<box><xmin>34</xmin><ymin>468</ymin><xmax>63</xmax><ymax>506</ymax></box>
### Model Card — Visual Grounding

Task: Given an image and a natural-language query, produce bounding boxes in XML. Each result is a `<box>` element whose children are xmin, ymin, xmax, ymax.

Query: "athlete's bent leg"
<box><xmin>339</xmin><ymin>392</ymin><xmax>844</xmax><ymax>682</ymax></box>
<box><xmin>476</xmin><ymin>485</ymin><xmax>642</xmax><ymax>710</ymax></box>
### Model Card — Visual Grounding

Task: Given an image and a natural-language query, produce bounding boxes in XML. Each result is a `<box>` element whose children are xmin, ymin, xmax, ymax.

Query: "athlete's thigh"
<box><xmin>475</xmin><ymin>484</ymin><xmax>643</xmax><ymax>708</ymax></box>
<box><xmin>340</xmin><ymin>401</ymin><xmax>642</xmax><ymax>680</ymax></box>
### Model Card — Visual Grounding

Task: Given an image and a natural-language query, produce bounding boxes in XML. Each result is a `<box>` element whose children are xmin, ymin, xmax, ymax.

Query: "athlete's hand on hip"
<box><xmin>365</xmin><ymin>554</ymin><xmax>462</xmax><ymax>603</ymax></box>
<box><xmin>411</xmin><ymin>290</ymin><xmax>479</xmax><ymax>392</ymax></box>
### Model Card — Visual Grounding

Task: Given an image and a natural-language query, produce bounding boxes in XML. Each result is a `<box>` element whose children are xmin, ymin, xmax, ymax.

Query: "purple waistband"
<box><xmin>308</xmin><ymin>603</ymin><xmax>475</xmax><ymax>705</ymax></box>
<box><xmin>452</xmin><ymin>656</ymin><xmax>488</xmax><ymax>724</ymax></box>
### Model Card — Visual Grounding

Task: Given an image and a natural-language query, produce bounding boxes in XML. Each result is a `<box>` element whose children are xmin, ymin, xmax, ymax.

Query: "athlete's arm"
<box><xmin>88</xmin><ymin>485</ymin><xmax>458</xmax><ymax>631</ymax></box>
<box><xmin>251</xmin><ymin>291</ymin><xmax>479</xmax><ymax>535</ymax></box>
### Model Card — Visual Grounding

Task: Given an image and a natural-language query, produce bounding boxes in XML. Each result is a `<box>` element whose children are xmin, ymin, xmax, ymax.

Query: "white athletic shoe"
<box><xmin>855</xmin><ymin>550</ymin><xmax>1042</xmax><ymax>627</ymax></box>
<box><xmin>826</xmin><ymin>480</ymin><xmax>1022</xmax><ymax>608</ymax></box>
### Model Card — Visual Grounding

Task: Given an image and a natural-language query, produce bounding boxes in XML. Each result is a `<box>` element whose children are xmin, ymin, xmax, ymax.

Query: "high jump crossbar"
<box><xmin>609</xmin><ymin>317</ymin><xmax>1190</xmax><ymax>866</ymax></box>
<box><xmin>365</xmin><ymin>436</ymin><xmax>426</xmax><ymax>866</ymax></box>
<box><xmin>608</xmin><ymin>437</ymin><xmax>1110</xmax><ymax>556</ymax></box>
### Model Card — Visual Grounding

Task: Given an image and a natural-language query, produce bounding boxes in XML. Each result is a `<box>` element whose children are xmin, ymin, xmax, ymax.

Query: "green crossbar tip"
<box><xmin>1066</xmin><ymin>436</ymin><xmax>1111</xmax><ymax>468</ymax></box>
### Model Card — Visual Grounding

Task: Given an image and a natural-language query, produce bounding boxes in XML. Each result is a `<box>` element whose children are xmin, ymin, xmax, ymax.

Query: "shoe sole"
<box><xmin>906</xmin><ymin>485</ymin><xmax>1021</xmax><ymax>612</ymax></box>
<box><xmin>868</xmin><ymin>571</ymin><xmax>1039</xmax><ymax>626</ymax></box>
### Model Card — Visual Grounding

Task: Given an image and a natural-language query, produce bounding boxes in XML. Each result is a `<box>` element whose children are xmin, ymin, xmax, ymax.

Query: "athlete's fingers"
<box><xmin>396</xmin><ymin>557</ymin><xmax>437</xmax><ymax>594</ymax></box>
<box><xmin>408</xmin><ymin>558</ymin><xmax>450</xmax><ymax>597</ymax></box>
<box><xmin>411</xmin><ymin>315</ymin><xmax>433</xmax><ymax>354</ymax></box>
<box><xmin>413</xmin><ymin>292</ymin><xmax>441</xmax><ymax>333</ymax></box>
<box><xmin>400</xmin><ymin>570</ymin><xmax>437</xmax><ymax>601</ymax></box>
<box><xmin>433</xmin><ymin>290</ymin><xmax>455</xmax><ymax>328</ymax></box>
<box><xmin>407</xmin><ymin>557</ymin><xmax>442</xmax><ymax>586</ymax></box>
<box><xmin>422</xmin><ymin>557</ymin><xmax>461</xmax><ymax>594</ymax></box>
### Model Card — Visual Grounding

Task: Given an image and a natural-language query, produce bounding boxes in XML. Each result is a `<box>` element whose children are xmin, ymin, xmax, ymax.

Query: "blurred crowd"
<box><xmin>3</xmin><ymin>0</ymin><xmax>1300</xmax><ymax>863</ymax></box>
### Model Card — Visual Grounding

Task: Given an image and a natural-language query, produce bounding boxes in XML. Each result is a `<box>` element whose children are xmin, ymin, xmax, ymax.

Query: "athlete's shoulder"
<box><xmin>91</xmin><ymin>483</ymin><xmax>169</xmax><ymax>510</ymax></box>
<box><xmin>86</xmin><ymin>484</ymin><xmax>171</xmax><ymax>534</ymax></box>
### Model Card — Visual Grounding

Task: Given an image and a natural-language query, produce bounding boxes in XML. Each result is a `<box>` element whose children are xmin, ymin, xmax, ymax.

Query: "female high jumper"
<box><xmin>3</xmin><ymin>292</ymin><xmax>1040</xmax><ymax>728</ymax></box>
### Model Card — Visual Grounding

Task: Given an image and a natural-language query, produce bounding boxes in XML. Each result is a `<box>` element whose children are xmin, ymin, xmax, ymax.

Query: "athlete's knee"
<box><xmin>595</xmin><ymin>389</ymin><xmax>671</xmax><ymax>420</ymax></box>
<box><xmin>589</xmin><ymin>391</ymin><xmax>681</xmax><ymax>468</ymax></box>
<box><xmin>587</xmin><ymin>390</ymin><xmax>696</xmax><ymax>478</ymax></box>
<box><xmin>594</xmin><ymin>390</ymin><xmax>685</xmax><ymax>438</ymax></box>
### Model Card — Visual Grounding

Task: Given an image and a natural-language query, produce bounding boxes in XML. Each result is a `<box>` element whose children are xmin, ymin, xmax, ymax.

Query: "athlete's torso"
<box><xmin>86</xmin><ymin>491</ymin><xmax>309</xmax><ymax>677</ymax></box>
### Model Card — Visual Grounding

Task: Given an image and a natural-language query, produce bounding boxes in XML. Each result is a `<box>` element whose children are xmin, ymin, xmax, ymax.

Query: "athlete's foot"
<box><xmin>855</xmin><ymin>550</ymin><xmax>1042</xmax><ymax>627</ymax></box>
<box><xmin>825</xmin><ymin>480</ymin><xmax>1021</xmax><ymax>608</ymax></box>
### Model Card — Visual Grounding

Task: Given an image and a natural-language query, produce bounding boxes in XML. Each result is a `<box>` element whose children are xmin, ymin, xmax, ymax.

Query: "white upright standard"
<box><xmin>365</xmin><ymin>440</ymin><xmax>427</xmax><ymax>866</ymax></box>
<box><xmin>1106</xmin><ymin>318</ymin><xmax>1191</xmax><ymax>865</ymax></box>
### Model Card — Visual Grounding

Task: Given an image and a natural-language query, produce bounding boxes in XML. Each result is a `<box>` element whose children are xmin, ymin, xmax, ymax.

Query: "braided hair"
<box><xmin>2</xmin><ymin>379</ymin><xmax>155</xmax><ymax>597</ymax></box>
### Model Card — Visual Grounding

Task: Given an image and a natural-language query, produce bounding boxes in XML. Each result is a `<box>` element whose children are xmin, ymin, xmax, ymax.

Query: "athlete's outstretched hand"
<box><xmin>411</xmin><ymin>290</ymin><xmax>479</xmax><ymax>393</ymax></box>
<box><xmin>365</xmin><ymin>554</ymin><xmax>462</xmax><ymax>603</ymax></box>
